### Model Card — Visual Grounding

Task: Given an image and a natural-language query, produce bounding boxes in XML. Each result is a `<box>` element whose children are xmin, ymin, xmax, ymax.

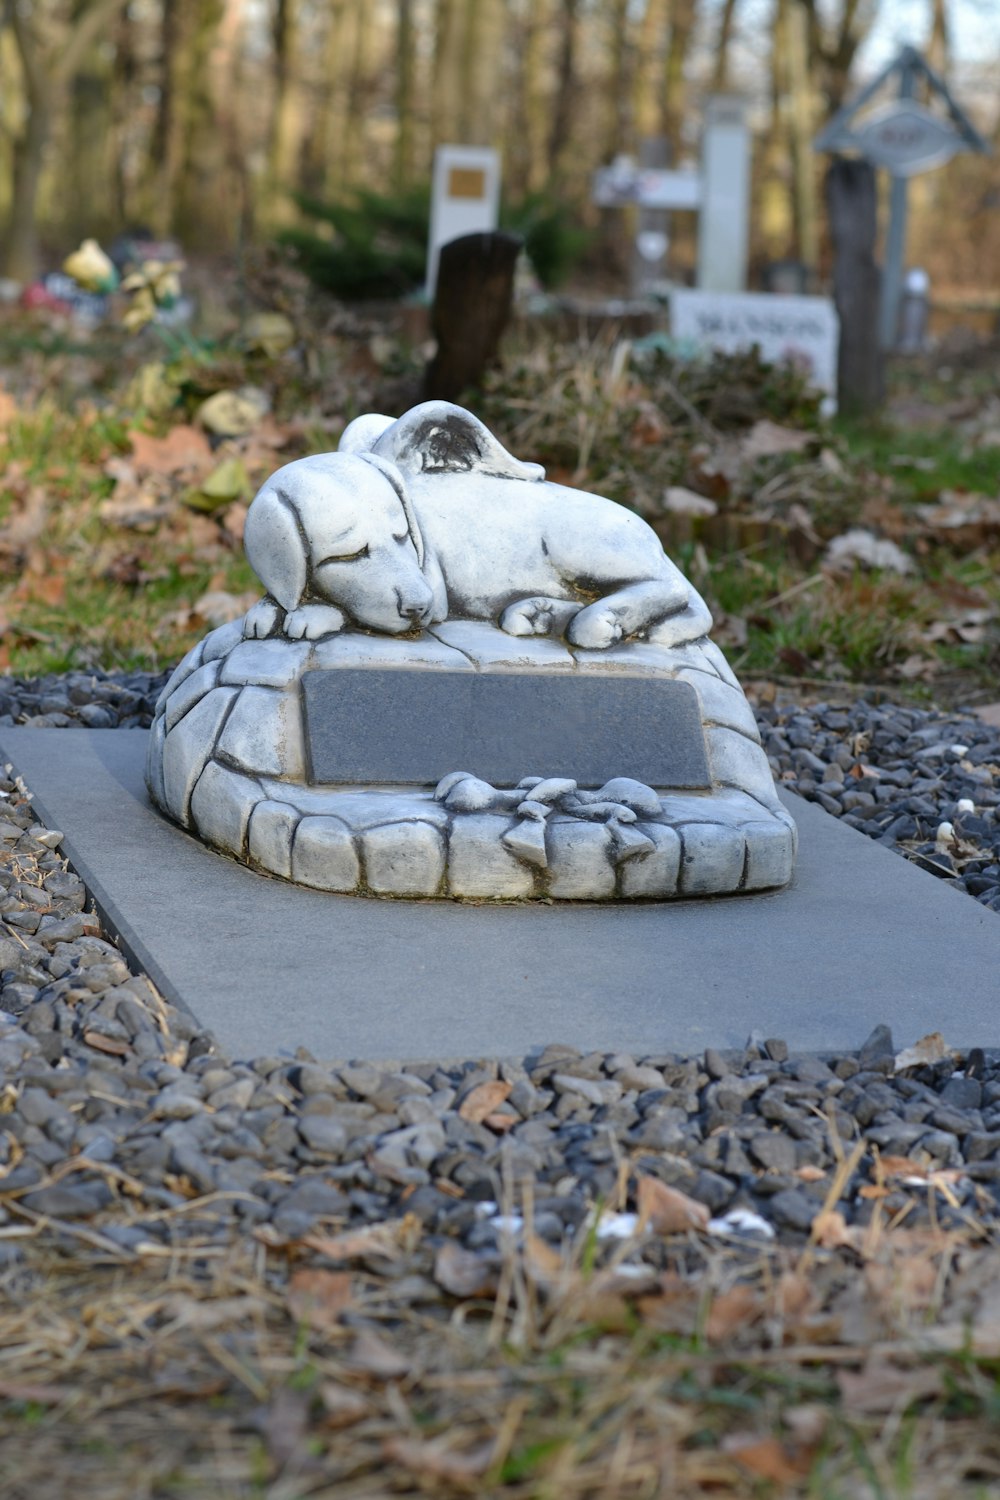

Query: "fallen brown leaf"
<box><xmin>637</xmin><ymin>1175</ymin><xmax>709</xmax><ymax>1234</ymax></box>
<box><xmin>383</xmin><ymin>1435</ymin><xmax>494</xmax><ymax>1486</ymax></box>
<box><xmin>347</xmin><ymin>1328</ymin><xmax>411</xmax><ymax>1380</ymax></box>
<box><xmin>286</xmin><ymin>1268</ymin><xmax>353</xmax><ymax>1332</ymax></box>
<box><xmin>706</xmin><ymin>1284</ymin><xmax>762</xmax><ymax>1342</ymax></box>
<box><xmin>723</xmin><ymin>1433</ymin><xmax>815</xmax><ymax>1483</ymax></box>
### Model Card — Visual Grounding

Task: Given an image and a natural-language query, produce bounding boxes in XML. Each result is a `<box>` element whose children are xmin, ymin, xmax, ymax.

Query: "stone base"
<box><xmin>4</xmin><ymin>728</ymin><xmax>999</xmax><ymax>1062</ymax></box>
<box><xmin>146</xmin><ymin>619</ymin><xmax>796</xmax><ymax>901</ymax></box>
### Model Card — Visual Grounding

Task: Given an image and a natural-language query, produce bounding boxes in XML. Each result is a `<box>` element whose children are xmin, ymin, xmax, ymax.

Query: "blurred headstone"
<box><xmin>670</xmin><ymin>288</ymin><xmax>838</xmax><ymax>411</ymax></box>
<box><xmin>592</xmin><ymin>96</ymin><xmax>750</xmax><ymax>295</ymax></box>
<box><xmin>424</xmin><ymin>231</ymin><xmax>522</xmax><ymax>402</ymax></box>
<box><xmin>426</xmin><ymin>146</ymin><xmax>501</xmax><ymax>299</ymax></box>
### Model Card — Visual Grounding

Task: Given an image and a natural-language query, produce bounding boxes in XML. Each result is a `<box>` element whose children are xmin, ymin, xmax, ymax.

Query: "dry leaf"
<box><xmin>458</xmin><ymin>1080</ymin><xmax>511</xmax><ymax>1123</ymax></box>
<box><xmin>811</xmin><ymin>1210</ymin><xmax>857</xmax><ymax>1249</ymax></box>
<box><xmin>723</xmin><ymin>1434</ymin><xmax>815</xmax><ymax>1483</ymax></box>
<box><xmin>384</xmin><ymin>1435</ymin><xmax>494</xmax><ymax>1485</ymax></box>
<box><xmin>347</xmin><ymin>1329</ymin><xmax>410</xmax><ymax>1380</ymax></box>
<box><xmin>661</xmin><ymin>485</ymin><xmax>717</xmax><ymax>517</ymax></box>
<box><xmin>434</xmin><ymin>1241</ymin><xmax>497</xmax><ymax>1298</ymax></box>
<box><xmin>82</xmin><ymin>1030</ymin><xmax>130</xmax><ymax>1057</ymax></box>
<box><xmin>637</xmin><ymin>1175</ymin><xmax>709</xmax><ymax>1234</ymax></box>
<box><xmin>706</xmin><ymin>1284</ymin><xmax>762</xmax><ymax>1342</ymax></box>
<box><xmin>975</xmin><ymin>702</ymin><xmax>1000</xmax><ymax>730</ymax></box>
<box><xmin>837</xmin><ymin>1361</ymin><xmax>943</xmax><ymax>1415</ymax></box>
<box><xmin>129</xmin><ymin>424</ymin><xmax>212</xmax><ymax>476</ymax></box>
<box><xmin>286</xmin><ymin>1268</ymin><xmax>353</xmax><ymax>1332</ymax></box>
<box><xmin>319</xmin><ymin>1383</ymin><xmax>371</xmax><ymax>1428</ymax></box>
<box><xmin>303</xmin><ymin>1215</ymin><xmax>419</xmax><ymax>1261</ymax></box>
<box><xmin>825</xmin><ymin>528</ymin><xmax>915</xmax><ymax>575</ymax></box>
<box><xmin>893</xmin><ymin>1032</ymin><xmax>951</xmax><ymax>1072</ymax></box>
<box><xmin>483</xmin><ymin>1110</ymin><xmax>517</xmax><ymax>1133</ymax></box>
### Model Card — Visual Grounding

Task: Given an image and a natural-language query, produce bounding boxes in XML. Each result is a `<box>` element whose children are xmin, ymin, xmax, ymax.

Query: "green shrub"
<box><xmin>281</xmin><ymin>183</ymin><xmax>588</xmax><ymax>300</ymax></box>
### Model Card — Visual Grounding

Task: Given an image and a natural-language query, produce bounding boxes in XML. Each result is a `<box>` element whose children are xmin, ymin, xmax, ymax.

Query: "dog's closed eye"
<box><xmin>317</xmin><ymin>545</ymin><xmax>370</xmax><ymax>565</ymax></box>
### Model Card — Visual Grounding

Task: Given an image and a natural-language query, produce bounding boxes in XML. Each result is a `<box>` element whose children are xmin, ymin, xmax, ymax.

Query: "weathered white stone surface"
<box><xmin>146</xmin><ymin>400</ymin><xmax>796</xmax><ymax>902</ymax></box>
<box><xmin>429</xmin><ymin>620</ymin><xmax>576</xmax><ymax>671</ymax></box>
<box><xmin>362</xmin><ymin>821</ymin><xmax>446</xmax><ymax>896</ymax></box>
<box><xmin>291</xmin><ymin>817</ymin><xmax>360</xmax><ymax>892</ymax></box>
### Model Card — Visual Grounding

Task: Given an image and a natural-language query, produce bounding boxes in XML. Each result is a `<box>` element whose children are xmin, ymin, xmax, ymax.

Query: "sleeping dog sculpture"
<box><xmin>241</xmin><ymin>401</ymin><xmax>712</xmax><ymax>651</ymax></box>
<box><xmin>146</xmin><ymin>400</ymin><xmax>796</xmax><ymax>903</ymax></box>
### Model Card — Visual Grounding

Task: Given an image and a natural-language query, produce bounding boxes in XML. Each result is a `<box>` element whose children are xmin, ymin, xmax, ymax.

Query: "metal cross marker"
<box><xmin>814</xmin><ymin>45</ymin><xmax>990</xmax><ymax>351</ymax></box>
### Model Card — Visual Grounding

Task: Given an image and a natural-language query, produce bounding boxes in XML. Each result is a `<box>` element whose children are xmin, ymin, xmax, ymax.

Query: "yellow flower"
<box><xmin>63</xmin><ymin>238</ymin><xmax>118</xmax><ymax>293</ymax></box>
<box><xmin>122</xmin><ymin>287</ymin><xmax>157</xmax><ymax>332</ymax></box>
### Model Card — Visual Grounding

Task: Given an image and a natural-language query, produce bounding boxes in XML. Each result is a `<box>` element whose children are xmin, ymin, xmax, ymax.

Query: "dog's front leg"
<box><xmin>283</xmin><ymin>603</ymin><xmax>348</xmax><ymax>640</ymax></box>
<box><xmin>499</xmin><ymin>596</ymin><xmax>581</xmax><ymax>639</ymax></box>
<box><xmin>243</xmin><ymin>598</ymin><xmax>283</xmax><ymax>639</ymax></box>
<box><xmin>567</xmin><ymin>580</ymin><xmax>691</xmax><ymax>650</ymax></box>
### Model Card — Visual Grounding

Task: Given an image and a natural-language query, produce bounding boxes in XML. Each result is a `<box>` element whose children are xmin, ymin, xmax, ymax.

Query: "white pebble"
<box><xmin>708</xmin><ymin>1208</ymin><xmax>776</xmax><ymax>1240</ymax></box>
<box><xmin>956</xmin><ymin>799</ymin><xmax>976</xmax><ymax>815</ymax></box>
<box><xmin>950</xmin><ymin>744</ymin><xmax>970</xmax><ymax>756</ymax></box>
<box><xmin>935</xmin><ymin>821</ymin><xmax>956</xmax><ymax>845</ymax></box>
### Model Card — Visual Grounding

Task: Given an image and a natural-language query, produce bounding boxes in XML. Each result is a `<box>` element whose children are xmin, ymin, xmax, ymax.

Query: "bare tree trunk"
<box><xmin>712</xmin><ymin>0</ymin><xmax>740</xmax><ymax>89</ymax></box>
<box><xmin>341</xmin><ymin>2</ymin><xmax>373</xmax><ymax>186</ymax></box>
<box><xmin>7</xmin><ymin>98</ymin><xmax>51</xmax><ymax>283</ymax></box>
<box><xmin>759</xmin><ymin>0</ymin><xmax>794</xmax><ymax>260</ymax></box>
<box><xmin>432</xmin><ymin>0</ymin><xmax>461</xmax><ymax>146</ymax></box>
<box><xmin>605</xmin><ymin>0</ymin><xmax>633</xmax><ymax>159</ymax></box>
<box><xmin>265</xmin><ymin>0</ymin><xmax>304</xmax><ymax>222</ymax></box>
<box><xmin>787</xmin><ymin>0</ymin><xmax>819</xmax><ymax>268</ymax></box>
<box><xmin>394</xmin><ymin>0</ymin><xmax>415</xmax><ymax>188</ymax></box>
<box><xmin>928</xmin><ymin>0</ymin><xmax>950</xmax><ymax>75</ymax></box>
<box><xmin>548</xmin><ymin>0</ymin><xmax>580</xmax><ymax>180</ymax></box>
<box><xmin>633</xmin><ymin>0</ymin><xmax>667</xmax><ymax>141</ymax></box>
<box><xmin>662</xmin><ymin>0</ymin><xmax>699</xmax><ymax>152</ymax></box>
<box><xmin>3</xmin><ymin>0</ymin><xmax>128</xmax><ymax>280</ymax></box>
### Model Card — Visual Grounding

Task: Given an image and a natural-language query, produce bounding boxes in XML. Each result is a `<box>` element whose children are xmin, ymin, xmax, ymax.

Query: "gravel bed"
<box><xmin>2</xmin><ymin>669</ymin><xmax>1000</xmax><ymax>1255</ymax></box>
<box><xmin>3</xmin><ymin>753</ymin><xmax>1000</xmax><ymax>1256</ymax></box>
<box><xmin>759</xmin><ymin>697</ymin><xmax>1000</xmax><ymax>912</ymax></box>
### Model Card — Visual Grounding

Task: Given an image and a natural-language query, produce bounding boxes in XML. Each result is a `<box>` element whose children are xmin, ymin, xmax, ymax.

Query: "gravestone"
<box><xmin>426</xmin><ymin>146</ymin><xmax>501</xmax><ymax>299</ymax></box>
<box><xmin>670</xmin><ymin>289</ymin><xmax>839</xmax><ymax>411</ymax></box>
<box><xmin>814</xmin><ymin>45</ymin><xmax>988</xmax><ymax>351</ymax></box>
<box><xmin>424</xmin><ymin>230</ymin><xmax>522</xmax><ymax>401</ymax></box>
<box><xmin>146</xmin><ymin>400</ymin><xmax>795</xmax><ymax>902</ymax></box>
<box><xmin>592</xmin><ymin>95</ymin><xmax>751</xmax><ymax>295</ymax></box>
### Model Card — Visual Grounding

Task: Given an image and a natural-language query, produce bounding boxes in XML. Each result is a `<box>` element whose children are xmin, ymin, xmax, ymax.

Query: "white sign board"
<box><xmin>426</xmin><ymin>145</ymin><xmax>501</xmax><ymax>298</ymax></box>
<box><xmin>671</xmin><ymin>290</ymin><xmax>839</xmax><ymax>409</ymax></box>
<box><xmin>855</xmin><ymin>99</ymin><xmax>963</xmax><ymax>176</ymax></box>
<box><xmin>593</xmin><ymin>164</ymin><xmax>702</xmax><ymax>210</ymax></box>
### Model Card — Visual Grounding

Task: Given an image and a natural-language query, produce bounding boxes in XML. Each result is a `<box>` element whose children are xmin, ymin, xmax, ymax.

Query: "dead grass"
<box><xmin>3</xmin><ymin>1166</ymin><xmax>1000</xmax><ymax>1499</ymax></box>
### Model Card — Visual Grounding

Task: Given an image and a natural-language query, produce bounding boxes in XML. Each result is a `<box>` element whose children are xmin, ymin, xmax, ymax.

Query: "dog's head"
<box><xmin>244</xmin><ymin>452</ymin><xmax>434</xmax><ymax>633</ymax></box>
<box><xmin>340</xmin><ymin>401</ymin><xmax>545</xmax><ymax>483</ymax></box>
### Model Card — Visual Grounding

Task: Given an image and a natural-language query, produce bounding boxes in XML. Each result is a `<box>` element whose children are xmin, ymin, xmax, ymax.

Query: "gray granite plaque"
<box><xmin>301</xmin><ymin>669</ymin><xmax>711</xmax><ymax>787</ymax></box>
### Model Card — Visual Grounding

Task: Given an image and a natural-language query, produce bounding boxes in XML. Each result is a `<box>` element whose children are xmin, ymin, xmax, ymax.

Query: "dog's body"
<box><xmin>243</xmin><ymin>402</ymin><xmax>711</xmax><ymax>650</ymax></box>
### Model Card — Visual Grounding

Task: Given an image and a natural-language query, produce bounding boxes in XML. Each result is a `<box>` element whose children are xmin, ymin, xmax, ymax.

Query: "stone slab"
<box><xmin>4</xmin><ymin>727</ymin><xmax>1000</xmax><ymax>1062</ymax></box>
<box><xmin>302</xmin><ymin>669</ymin><xmax>711</xmax><ymax>788</ymax></box>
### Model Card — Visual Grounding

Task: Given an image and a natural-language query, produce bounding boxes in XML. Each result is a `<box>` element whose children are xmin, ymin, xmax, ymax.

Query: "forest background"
<box><xmin>1</xmin><ymin>0</ymin><xmax>999</xmax><ymax>299</ymax></box>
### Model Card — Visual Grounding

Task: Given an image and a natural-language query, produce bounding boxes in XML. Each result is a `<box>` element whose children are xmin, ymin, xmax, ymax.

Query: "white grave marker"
<box><xmin>426</xmin><ymin>145</ymin><xmax>501</xmax><ymax>299</ymax></box>
<box><xmin>671</xmin><ymin>289</ymin><xmax>839</xmax><ymax>411</ymax></box>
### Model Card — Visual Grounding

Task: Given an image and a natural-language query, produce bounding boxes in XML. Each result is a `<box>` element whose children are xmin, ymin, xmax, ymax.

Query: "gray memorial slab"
<box><xmin>3</xmin><ymin>728</ymin><xmax>999</xmax><ymax>1063</ymax></box>
<box><xmin>302</xmin><ymin>669</ymin><xmax>710</xmax><ymax>787</ymax></box>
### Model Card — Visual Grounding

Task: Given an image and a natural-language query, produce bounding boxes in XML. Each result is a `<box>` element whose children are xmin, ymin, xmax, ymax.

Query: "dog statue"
<box><xmin>242</xmin><ymin>401</ymin><xmax>711</xmax><ymax>651</ymax></box>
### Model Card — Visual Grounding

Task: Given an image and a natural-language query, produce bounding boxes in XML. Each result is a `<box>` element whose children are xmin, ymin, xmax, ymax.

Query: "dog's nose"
<box><xmin>396</xmin><ymin>594</ymin><xmax>428</xmax><ymax>623</ymax></box>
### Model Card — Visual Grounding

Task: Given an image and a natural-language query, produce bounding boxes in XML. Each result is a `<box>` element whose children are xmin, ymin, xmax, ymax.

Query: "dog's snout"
<box><xmin>395</xmin><ymin>587</ymin><xmax>430</xmax><ymax>623</ymax></box>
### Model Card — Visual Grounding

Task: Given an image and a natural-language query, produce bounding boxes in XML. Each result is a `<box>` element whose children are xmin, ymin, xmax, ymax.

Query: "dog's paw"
<box><xmin>284</xmin><ymin>604</ymin><xmax>347</xmax><ymax>640</ymax></box>
<box><xmin>244</xmin><ymin>599</ymin><xmax>282</xmax><ymax>639</ymax></box>
<box><xmin>567</xmin><ymin>606</ymin><xmax>624</xmax><ymax>650</ymax></box>
<box><xmin>500</xmin><ymin>597</ymin><xmax>555</xmax><ymax>637</ymax></box>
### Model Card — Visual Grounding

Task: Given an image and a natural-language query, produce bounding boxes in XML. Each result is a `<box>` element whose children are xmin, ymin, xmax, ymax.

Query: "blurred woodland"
<box><xmin>1</xmin><ymin>0</ymin><xmax>998</xmax><ymax>294</ymax></box>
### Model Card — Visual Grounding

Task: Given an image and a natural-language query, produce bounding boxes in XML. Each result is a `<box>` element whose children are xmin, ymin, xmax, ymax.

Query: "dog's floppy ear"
<box><xmin>359</xmin><ymin>452</ymin><xmax>425</xmax><ymax>569</ymax></box>
<box><xmin>244</xmin><ymin>484</ymin><xmax>307</xmax><ymax>612</ymax></box>
<box><xmin>372</xmin><ymin>401</ymin><xmax>545</xmax><ymax>482</ymax></box>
